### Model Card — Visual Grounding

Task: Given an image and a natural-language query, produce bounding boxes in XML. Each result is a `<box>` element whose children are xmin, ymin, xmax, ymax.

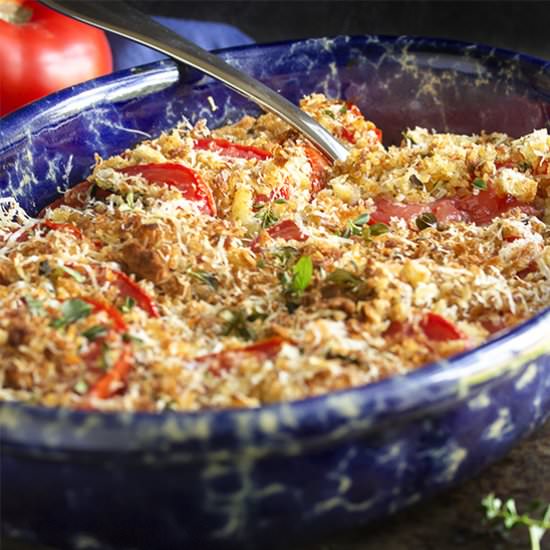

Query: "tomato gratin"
<box><xmin>1</xmin><ymin>94</ymin><xmax>549</xmax><ymax>411</ymax></box>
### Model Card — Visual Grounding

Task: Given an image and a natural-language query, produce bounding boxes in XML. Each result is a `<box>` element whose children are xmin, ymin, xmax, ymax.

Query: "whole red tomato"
<box><xmin>0</xmin><ymin>0</ymin><xmax>112</xmax><ymax>116</ymax></box>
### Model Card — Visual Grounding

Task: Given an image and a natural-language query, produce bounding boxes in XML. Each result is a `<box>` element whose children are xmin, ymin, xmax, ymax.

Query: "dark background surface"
<box><xmin>3</xmin><ymin>1</ymin><xmax>550</xmax><ymax>549</ymax></box>
<box><xmin>133</xmin><ymin>0</ymin><xmax>550</xmax><ymax>60</ymax></box>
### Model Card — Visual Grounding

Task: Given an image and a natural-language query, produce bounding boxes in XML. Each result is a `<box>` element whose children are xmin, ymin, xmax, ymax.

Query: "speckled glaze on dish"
<box><xmin>1</xmin><ymin>36</ymin><xmax>549</xmax><ymax>550</ymax></box>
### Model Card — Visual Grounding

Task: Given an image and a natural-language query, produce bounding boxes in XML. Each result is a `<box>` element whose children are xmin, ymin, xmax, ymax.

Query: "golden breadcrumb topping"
<box><xmin>1</xmin><ymin>94</ymin><xmax>549</xmax><ymax>411</ymax></box>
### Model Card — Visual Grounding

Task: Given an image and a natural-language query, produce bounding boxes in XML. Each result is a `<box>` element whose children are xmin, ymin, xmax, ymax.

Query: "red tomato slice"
<box><xmin>80</xmin><ymin>339</ymin><xmax>104</xmax><ymax>369</ymax></box>
<box><xmin>339</xmin><ymin>127</ymin><xmax>356</xmax><ymax>144</ymax></box>
<box><xmin>39</xmin><ymin>180</ymin><xmax>111</xmax><ymax>216</ymax></box>
<box><xmin>456</xmin><ymin>184</ymin><xmax>537</xmax><ymax>226</ymax></box>
<box><xmin>420</xmin><ymin>313</ymin><xmax>464</xmax><ymax>341</ymax></box>
<box><xmin>370</xmin><ymin>183</ymin><xmax>538</xmax><ymax>227</ymax></box>
<box><xmin>198</xmin><ymin>337</ymin><xmax>285</xmax><ymax>376</ymax></box>
<box><xmin>345</xmin><ymin>102</ymin><xmax>363</xmax><ymax>117</ymax></box>
<box><xmin>88</xmin><ymin>343</ymin><xmax>133</xmax><ymax>399</ymax></box>
<box><xmin>535</xmin><ymin>158</ymin><xmax>549</xmax><ymax>176</ymax></box>
<box><xmin>430</xmin><ymin>199</ymin><xmax>466</xmax><ymax>223</ymax></box>
<box><xmin>110</xmin><ymin>269</ymin><xmax>160</xmax><ymax>318</ymax></box>
<box><xmin>268</xmin><ymin>220</ymin><xmax>308</xmax><ymax>241</ymax></box>
<box><xmin>495</xmin><ymin>160</ymin><xmax>516</xmax><ymax>170</ymax></box>
<box><xmin>481</xmin><ymin>319</ymin><xmax>507</xmax><ymax>334</ymax></box>
<box><xmin>517</xmin><ymin>261</ymin><xmax>538</xmax><ymax>279</ymax></box>
<box><xmin>81</xmin><ymin>297</ymin><xmax>128</xmax><ymax>333</ymax></box>
<box><xmin>255</xmin><ymin>184</ymin><xmax>291</xmax><ymax>206</ymax></box>
<box><xmin>67</xmin><ymin>264</ymin><xmax>160</xmax><ymax>319</ymax></box>
<box><xmin>16</xmin><ymin>219</ymin><xmax>83</xmax><ymax>243</ymax></box>
<box><xmin>121</xmin><ymin>163</ymin><xmax>216</xmax><ymax>216</ymax></box>
<box><xmin>383</xmin><ymin>320</ymin><xmax>414</xmax><ymax>338</ymax></box>
<box><xmin>304</xmin><ymin>145</ymin><xmax>331</xmax><ymax>196</ymax></box>
<box><xmin>370</xmin><ymin>198</ymin><xmax>430</xmax><ymax>225</ymax></box>
<box><xmin>76</xmin><ymin>296</ymin><xmax>133</xmax><ymax>400</ymax></box>
<box><xmin>251</xmin><ymin>220</ymin><xmax>308</xmax><ymax>252</ymax></box>
<box><xmin>41</xmin><ymin>220</ymin><xmax>83</xmax><ymax>240</ymax></box>
<box><xmin>195</xmin><ymin>138</ymin><xmax>271</xmax><ymax>160</ymax></box>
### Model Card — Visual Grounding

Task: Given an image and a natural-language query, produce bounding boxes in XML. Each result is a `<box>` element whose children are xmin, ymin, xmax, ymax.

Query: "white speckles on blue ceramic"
<box><xmin>1</xmin><ymin>36</ymin><xmax>549</xmax><ymax>550</ymax></box>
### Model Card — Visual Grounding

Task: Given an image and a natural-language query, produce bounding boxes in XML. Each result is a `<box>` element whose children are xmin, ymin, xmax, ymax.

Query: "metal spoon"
<box><xmin>39</xmin><ymin>0</ymin><xmax>349</xmax><ymax>163</ymax></box>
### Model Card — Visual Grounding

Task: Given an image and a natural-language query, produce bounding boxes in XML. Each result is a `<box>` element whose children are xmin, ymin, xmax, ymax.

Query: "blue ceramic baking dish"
<box><xmin>1</xmin><ymin>35</ymin><xmax>549</xmax><ymax>550</ymax></box>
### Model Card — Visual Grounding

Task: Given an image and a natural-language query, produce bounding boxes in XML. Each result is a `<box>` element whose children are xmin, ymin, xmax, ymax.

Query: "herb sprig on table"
<box><xmin>482</xmin><ymin>494</ymin><xmax>550</xmax><ymax>550</ymax></box>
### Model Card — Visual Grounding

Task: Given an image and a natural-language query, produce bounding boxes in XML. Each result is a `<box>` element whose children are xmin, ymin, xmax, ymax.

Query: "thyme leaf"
<box><xmin>119</xmin><ymin>296</ymin><xmax>136</xmax><ymax>313</ymax></box>
<box><xmin>82</xmin><ymin>324</ymin><xmax>108</xmax><ymax>341</ymax></box>
<box><xmin>473</xmin><ymin>178</ymin><xmax>487</xmax><ymax>190</ymax></box>
<box><xmin>342</xmin><ymin>213</ymin><xmax>370</xmax><ymax>238</ymax></box>
<box><xmin>324</xmin><ymin>268</ymin><xmax>373</xmax><ymax>300</ymax></box>
<box><xmin>51</xmin><ymin>299</ymin><xmax>92</xmax><ymax>329</ymax></box>
<box><xmin>415</xmin><ymin>212</ymin><xmax>438</xmax><ymax>231</ymax></box>
<box><xmin>188</xmin><ymin>270</ymin><xmax>219</xmax><ymax>290</ymax></box>
<box><xmin>25</xmin><ymin>296</ymin><xmax>44</xmax><ymax>316</ymax></box>
<box><xmin>220</xmin><ymin>309</ymin><xmax>255</xmax><ymax>340</ymax></box>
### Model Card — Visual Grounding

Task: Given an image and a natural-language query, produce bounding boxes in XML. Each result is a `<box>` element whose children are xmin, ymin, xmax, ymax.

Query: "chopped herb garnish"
<box><xmin>473</xmin><ymin>178</ymin><xmax>487</xmax><ymax>190</ymax></box>
<box><xmin>415</xmin><ymin>212</ymin><xmax>438</xmax><ymax>231</ymax></box>
<box><xmin>353</xmin><ymin>213</ymin><xmax>371</xmax><ymax>226</ymax></box>
<box><xmin>82</xmin><ymin>324</ymin><xmax>108</xmax><ymax>341</ymax></box>
<box><xmin>273</xmin><ymin>246</ymin><xmax>299</xmax><ymax>268</ymax></box>
<box><xmin>38</xmin><ymin>260</ymin><xmax>51</xmax><ymax>277</ymax></box>
<box><xmin>73</xmin><ymin>380</ymin><xmax>89</xmax><ymax>395</ymax></box>
<box><xmin>342</xmin><ymin>213</ymin><xmax>370</xmax><ymax>238</ymax></box>
<box><xmin>273</xmin><ymin>198</ymin><xmax>287</xmax><ymax>205</ymax></box>
<box><xmin>247</xmin><ymin>308</ymin><xmax>268</xmax><ymax>322</ymax></box>
<box><xmin>324</xmin><ymin>268</ymin><xmax>373</xmax><ymax>300</ymax></box>
<box><xmin>25</xmin><ymin>296</ymin><xmax>43</xmax><ymax>316</ymax></box>
<box><xmin>429</xmin><ymin>180</ymin><xmax>447</xmax><ymax>199</ymax></box>
<box><xmin>100</xmin><ymin>342</ymin><xmax>112</xmax><ymax>371</ymax></box>
<box><xmin>255</xmin><ymin>203</ymin><xmax>278</xmax><ymax>229</ymax></box>
<box><xmin>339</xmin><ymin>104</ymin><xmax>348</xmax><ymax>114</ymax></box>
<box><xmin>126</xmin><ymin>190</ymin><xmax>135</xmax><ymax>208</ymax></box>
<box><xmin>220</xmin><ymin>309</ymin><xmax>255</xmax><ymax>340</ymax></box>
<box><xmin>122</xmin><ymin>333</ymin><xmax>144</xmax><ymax>344</ymax></box>
<box><xmin>188</xmin><ymin>270</ymin><xmax>219</xmax><ymax>290</ymax></box>
<box><xmin>60</xmin><ymin>265</ymin><xmax>86</xmax><ymax>283</ymax></box>
<box><xmin>51</xmin><ymin>299</ymin><xmax>92</xmax><ymax>329</ymax></box>
<box><xmin>119</xmin><ymin>296</ymin><xmax>136</xmax><ymax>313</ymax></box>
<box><xmin>409</xmin><ymin>174</ymin><xmax>424</xmax><ymax>189</ymax></box>
<box><xmin>366</xmin><ymin>223</ymin><xmax>389</xmax><ymax>237</ymax></box>
<box><xmin>323</xmin><ymin>109</ymin><xmax>336</xmax><ymax>119</ymax></box>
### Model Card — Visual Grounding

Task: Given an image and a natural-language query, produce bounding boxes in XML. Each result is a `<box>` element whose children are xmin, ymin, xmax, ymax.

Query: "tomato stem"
<box><xmin>0</xmin><ymin>0</ymin><xmax>32</xmax><ymax>24</ymax></box>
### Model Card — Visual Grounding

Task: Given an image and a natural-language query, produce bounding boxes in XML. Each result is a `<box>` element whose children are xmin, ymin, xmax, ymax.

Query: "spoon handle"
<box><xmin>39</xmin><ymin>0</ymin><xmax>349</xmax><ymax>162</ymax></box>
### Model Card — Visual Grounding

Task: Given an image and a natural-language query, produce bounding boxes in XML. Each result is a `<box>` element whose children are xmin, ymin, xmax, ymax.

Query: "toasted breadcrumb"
<box><xmin>1</xmin><ymin>94</ymin><xmax>549</xmax><ymax>411</ymax></box>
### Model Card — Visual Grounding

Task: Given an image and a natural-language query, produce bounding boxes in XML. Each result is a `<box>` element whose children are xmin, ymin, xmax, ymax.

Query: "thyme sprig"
<box><xmin>254</xmin><ymin>201</ymin><xmax>279</xmax><ymax>229</ymax></box>
<box><xmin>482</xmin><ymin>494</ymin><xmax>550</xmax><ymax>550</ymax></box>
<box><xmin>342</xmin><ymin>213</ymin><xmax>370</xmax><ymax>238</ymax></box>
<box><xmin>324</xmin><ymin>268</ymin><xmax>373</xmax><ymax>300</ymax></box>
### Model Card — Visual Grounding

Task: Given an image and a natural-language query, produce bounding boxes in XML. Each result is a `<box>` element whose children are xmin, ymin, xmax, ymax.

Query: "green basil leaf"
<box><xmin>51</xmin><ymin>299</ymin><xmax>92</xmax><ymax>329</ymax></box>
<box><xmin>291</xmin><ymin>255</ymin><xmax>313</xmax><ymax>294</ymax></box>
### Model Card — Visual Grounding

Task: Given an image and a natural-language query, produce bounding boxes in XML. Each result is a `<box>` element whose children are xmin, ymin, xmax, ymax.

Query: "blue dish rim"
<box><xmin>1</xmin><ymin>35</ymin><xmax>549</xmax><ymax>455</ymax></box>
<box><xmin>2</xmin><ymin>33</ymin><xmax>549</xmax><ymax>131</ymax></box>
